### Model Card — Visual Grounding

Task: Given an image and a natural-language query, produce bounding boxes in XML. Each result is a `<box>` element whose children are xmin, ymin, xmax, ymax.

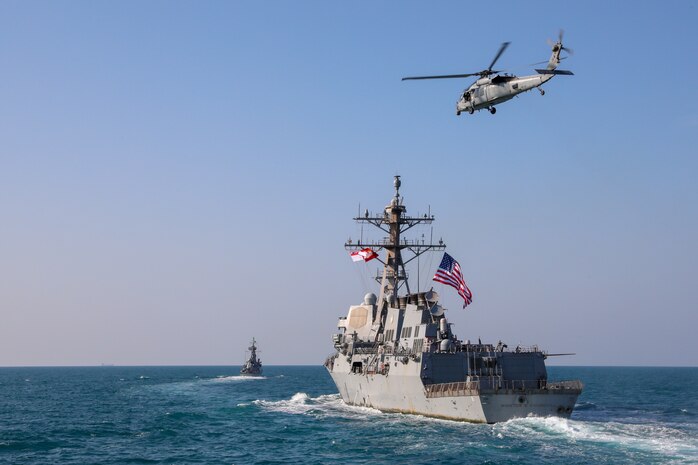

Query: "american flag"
<box><xmin>433</xmin><ymin>252</ymin><xmax>473</xmax><ymax>308</ymax></box>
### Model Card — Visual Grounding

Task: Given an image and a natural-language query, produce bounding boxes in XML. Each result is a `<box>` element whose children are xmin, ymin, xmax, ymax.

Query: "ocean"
<box><xmin>1</xmin><ymin>366</ymin><xmax>696</xmax><ymax>464</ymax></box>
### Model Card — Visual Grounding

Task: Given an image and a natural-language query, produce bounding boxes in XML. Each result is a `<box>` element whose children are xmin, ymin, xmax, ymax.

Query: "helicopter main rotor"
<box><xmin>402</xmin><ymin>42</ymin><xmax>510</xmax><ymax>81</ymax></box>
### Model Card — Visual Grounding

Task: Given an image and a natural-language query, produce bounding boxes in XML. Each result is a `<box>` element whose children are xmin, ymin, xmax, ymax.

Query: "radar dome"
<box><xmin>364</xmin><ymin>293</ymin><xmax>377</xmax><ymax>305</ymax></box>
<box><xmin>430</xmin><ymin>304</ymin><xmax>445</xmax><ymax>317</ymax></box>
<box><xmin>424</xmin><ymin>290</ymin><xmax>439</xmax><ymax>304</ymax></box>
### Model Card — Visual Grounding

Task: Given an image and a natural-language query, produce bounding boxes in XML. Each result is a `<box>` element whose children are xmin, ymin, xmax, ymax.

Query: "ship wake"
<box><xmin>494</xmin><ymin>417</ymin><xmax>698</xmax><ymax>461</ymax></box>
<box><xmin>212</xmin><ymin>375</ymin><xmax>265</xmax><ymax>382</ymax></box>
<box><xmin>253</xmin><ymin>392</ymin><xmax>382</xmax><ymax>419</ymax></box>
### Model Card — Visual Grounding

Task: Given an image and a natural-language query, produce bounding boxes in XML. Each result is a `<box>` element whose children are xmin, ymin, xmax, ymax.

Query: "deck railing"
<box><xmin>545</xmin><ymin>380</ymin><xmax>584</xmax><ymax>391</ymax></box>
<box><xmin>424</xmin><ymin>379</ymin><xmax>583</xmax><ymax>398</ymax></box>
<box><xmin>424</xmin><ymin>381</ymin><xmax>480</xmax><ymax>398</ymax></box>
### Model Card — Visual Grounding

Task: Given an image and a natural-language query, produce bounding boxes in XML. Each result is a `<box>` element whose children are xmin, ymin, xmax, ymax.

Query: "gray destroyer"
<box><xmin>325</xmin><ymin>177</ymin><xmax>582</xmax><ymax>423</ymax></box>
<box><xmin>240</xmin><ymin>338</ymin><xmax>262</xmax><ymax>376</ymax></box>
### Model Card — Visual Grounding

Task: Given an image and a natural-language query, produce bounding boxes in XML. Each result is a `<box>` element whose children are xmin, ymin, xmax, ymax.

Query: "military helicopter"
<box><xmin>402</xmin><ymin>31</ymin><xmax>573</xmax><ymax>115</ymax></box>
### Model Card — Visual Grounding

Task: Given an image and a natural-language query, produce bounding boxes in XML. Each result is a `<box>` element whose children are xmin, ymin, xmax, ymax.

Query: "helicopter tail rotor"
<box><xmin>557</xmin><ymin>29</ymin><xmax>574</xmax><ymax>55</ymax></box>
<box><xmin>546</xmin><ymin>29</ymin><xmax>573</xmax><ymax>70</ymax></box>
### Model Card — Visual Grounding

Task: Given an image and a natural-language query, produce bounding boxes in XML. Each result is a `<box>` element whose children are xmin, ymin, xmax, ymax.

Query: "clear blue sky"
<box><xmin>1</xmin><ymin>1</ymin><xmax>696</xmax><ymax>366</ymax></box>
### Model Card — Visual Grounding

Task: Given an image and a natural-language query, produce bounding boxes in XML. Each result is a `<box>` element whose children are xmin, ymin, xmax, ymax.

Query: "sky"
<box><xmin>1</xmin><ymin>1</ymin><xmax>697</xmax><ymax>366</ymax></box>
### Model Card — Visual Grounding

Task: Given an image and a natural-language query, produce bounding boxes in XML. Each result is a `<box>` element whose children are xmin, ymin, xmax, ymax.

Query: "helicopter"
<box><xmin>402</xmin><ymin>31</ymin><xmax>573</xmax><ymax>115</ymax></box>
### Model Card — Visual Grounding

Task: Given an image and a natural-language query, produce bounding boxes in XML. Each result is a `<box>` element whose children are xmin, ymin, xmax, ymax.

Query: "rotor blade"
<box><xmin>487</xmin><ymin>42</ymin><xmax>510</xmax><ymax>72</ymax></box>
<box><xmin>402</xmin><ymin>73</ymin><xmax>481</xmax><ymax>81</ymax></box>
<box><xmin>561</xmin><ymin>46</ymin><xmax>574</xmax><ymax>55</ymax></box>
<box><xmin>558</xmin><ymin>29</ymin><xmax>564</xmax><ymax>43</ymax></box>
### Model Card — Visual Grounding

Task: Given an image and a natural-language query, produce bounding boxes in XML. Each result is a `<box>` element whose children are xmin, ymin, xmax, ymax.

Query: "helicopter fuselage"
<box><xmin>402</xmin><ymin>32</ymin><xmax>572</xmax><ymax>116</ymax></box>
<box><xmin>457</xmin><ymin>73</ymin><xmax>554</xmax><ymax>115</ymax></box>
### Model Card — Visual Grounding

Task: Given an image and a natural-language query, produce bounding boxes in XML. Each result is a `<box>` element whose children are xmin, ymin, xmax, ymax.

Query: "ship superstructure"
<box><xmin>325</xmin><ymin>176</ymin><xmax>582</xmax><ymax>423</ymax></box>
<box><xmin>240</xmin><ymin>338</ymin><xmax>262</xmax><ymax>376</ymax></box>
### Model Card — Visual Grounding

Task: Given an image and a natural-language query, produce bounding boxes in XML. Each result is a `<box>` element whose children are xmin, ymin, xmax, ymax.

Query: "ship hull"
<box><xmin>329</xmin><ymin>370</ymin><xmax>579</xmax><ymax>424</ymax></box>
<box><xmin>240</xmin><ymin>370</ymin><xmax>262</xmax><ymax>376</ymax></box>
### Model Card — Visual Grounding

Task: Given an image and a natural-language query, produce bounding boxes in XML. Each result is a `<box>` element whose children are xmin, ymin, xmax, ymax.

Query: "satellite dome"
<box><xmin>364</xmin><ymin>293</ymin><xmax>377</xmax><ymax>305</ymax></box>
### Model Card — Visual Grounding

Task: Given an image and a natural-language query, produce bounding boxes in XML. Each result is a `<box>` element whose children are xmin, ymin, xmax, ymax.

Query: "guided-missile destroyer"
<box><xmin>240</xmin><ymin>338</ymin><xmax>262</xmax><ymax>376</ymax></box>
<box><xmin>325</xmin><ymin>176</ymin><xmax>582</xmax><ymax>423</ymax></box>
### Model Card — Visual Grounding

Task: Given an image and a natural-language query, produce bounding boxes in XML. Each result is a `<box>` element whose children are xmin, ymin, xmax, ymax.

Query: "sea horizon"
<box><xmin>2</xmin><ymin>363</ymin><xmax>698</xmax><ymax>368</ymax></box>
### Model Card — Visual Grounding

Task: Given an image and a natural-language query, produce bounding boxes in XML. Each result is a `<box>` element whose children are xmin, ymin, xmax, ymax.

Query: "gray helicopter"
<box><xmin>402</xmin><ymin>31</ymin><xmax>573</xmax><ymax>115</ymax></box>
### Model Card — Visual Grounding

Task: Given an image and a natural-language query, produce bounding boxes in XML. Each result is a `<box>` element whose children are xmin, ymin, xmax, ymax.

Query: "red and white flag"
<box><xmin>350</xmin><ymin>248</ymin><xmax>378</xmax><ymax>262</ymax></box>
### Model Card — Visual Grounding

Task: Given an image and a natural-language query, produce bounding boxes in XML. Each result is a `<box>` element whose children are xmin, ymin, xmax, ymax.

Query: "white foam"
<box><xmin>211</xmin><ymin>375</ymin><xmax>265</xmax><ymax>382</ymax></box>
<box><xmin>253</xmin><ymin>392</ymin><xmax>312</xmax><ymax>415</ymax></box>
<box><xmin>494</xmin><ymin>416</ymin><xmax>698</xmax><ymax>458</ymax></box>
<box><xmin>254</xmin><ymin>392</ymin><xmax>383</xmax><ymax>419</ymax></box>
<box><xmin>290</xmin><ymin>392</ymin><xmax>309</xmax><ymax>402</ymax></box>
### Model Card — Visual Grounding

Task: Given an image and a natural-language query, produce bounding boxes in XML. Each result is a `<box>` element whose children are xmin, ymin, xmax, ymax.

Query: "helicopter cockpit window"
<box><xmin>463</xmin><ymin>92</ymin><xmax>470</xmax><ymax>101</ymax></box>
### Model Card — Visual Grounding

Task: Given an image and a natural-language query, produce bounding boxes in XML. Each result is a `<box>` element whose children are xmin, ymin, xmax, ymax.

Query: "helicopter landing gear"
<box><xmin>539</xmin><ymin>88</ymin><xmax>545</xmax><ymax>96</ymax></box>
<box><xmin>457</xmin><ymin>111</ymin><xmax>461</xmax><ymax>116</ymax></box>
<box><xmin>488</xmin><ymin>107</ymin><xmax>497</xmax><ymax>114</ymax></box>
<box><xmin>468</xmin><ymin>108</ymin><xmax>474</xmax><ymax>115</ymax></box>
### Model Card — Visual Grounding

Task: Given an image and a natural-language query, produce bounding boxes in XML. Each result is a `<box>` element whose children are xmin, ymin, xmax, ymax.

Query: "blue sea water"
<box><xmin>1</xmin><ymin>366</ymin><xmax>696</xmax><ymax>464</ymax></box>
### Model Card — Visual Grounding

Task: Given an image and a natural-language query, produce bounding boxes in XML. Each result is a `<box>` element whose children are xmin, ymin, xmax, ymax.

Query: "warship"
<box><xmin>325</xmin><ymin>176</ymin><xmax>582</xmax><ymax>423</ymax></box>
<box><xmin>240</xmin><ymin>338</ymin><xmax>263</xmax><ymax>376</ymax></box>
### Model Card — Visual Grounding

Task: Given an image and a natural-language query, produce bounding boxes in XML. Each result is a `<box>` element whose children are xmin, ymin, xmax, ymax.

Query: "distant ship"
<box><xmin>240</xmin><ymin>338</ymin><xmax>263</xmax><ymax>376</ymax></box>
<box><xmin>325</xmin><ymin>176</ymin><xmax>582</xmax><ymax>423</ymax></box>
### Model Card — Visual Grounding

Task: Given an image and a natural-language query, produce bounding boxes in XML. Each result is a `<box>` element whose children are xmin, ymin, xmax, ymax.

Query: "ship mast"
<box><xmin>345</xmin><ymin>176</ymin><xmax>446</xmax><ymax>326</ymax></box>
